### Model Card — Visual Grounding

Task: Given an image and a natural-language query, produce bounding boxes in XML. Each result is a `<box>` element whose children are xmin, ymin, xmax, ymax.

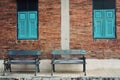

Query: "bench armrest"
<box><xmin>35</xmin><ymin>57</ymin><xmax>40</xmax><ymax>62</ymax></box>
<box><xmin>3</xmin><ymin>56</ymin><xmax>10</xmax><ymax>64</ymax></box>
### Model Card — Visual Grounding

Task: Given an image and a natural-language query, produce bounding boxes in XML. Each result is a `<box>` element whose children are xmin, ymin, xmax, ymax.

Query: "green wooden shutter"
<box><xmin>104</xmin><ymin>9</ymin><xmax>115</xmax><ymax>38</ymax></box>
<box><xmin>28</xmin><ymin>11</ymin><xmax>38</xmax><ymax>39</ymax></box>
<box><xmin>18</xmin><ymin>12</ymin><xmax>27</xmax><ymax>39</ymax></box>
<box><xmin>94</xmin><ymin>10</ymin><xmax>104</xmax><ymax>38</ymax></box>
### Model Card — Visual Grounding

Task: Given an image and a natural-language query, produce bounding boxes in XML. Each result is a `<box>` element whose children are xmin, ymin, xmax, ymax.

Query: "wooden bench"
<box><xmin>3</xmin><ymin>50</ymin><xmax>41</xmax><ymax>76</ymax></box>
<box><xmin>51</xmin><ymin>50</ymin><xmax>86</xmax><ymax>76</ymax></box>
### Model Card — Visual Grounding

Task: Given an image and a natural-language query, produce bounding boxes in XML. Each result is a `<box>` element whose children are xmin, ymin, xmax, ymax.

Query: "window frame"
<box><xmin>92</xmin><ymin>0</ymin><xmax>116</xmax><ymax>39</ymax></box>
<box><xmin>17</xmin><ymin>0</ymin><xmax>38</xmax><ymax>40</ymax></box>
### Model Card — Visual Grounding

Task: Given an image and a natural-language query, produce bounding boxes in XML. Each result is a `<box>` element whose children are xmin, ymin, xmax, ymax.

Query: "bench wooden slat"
<box><xmin>52</xmin><ymin>50</ymin><xmax>86</xmax><ymax>55</ymax></box>
<box><xmin>9</xmin><ymin>50</ymin><xmax>41</xmax><ymax>55</ymax></box>
<box><xmin>6</xmin><ymin>60</ymin><xmax>40</xmax><ymax>64</ymax></box>
<box><xmin>53</xmin><ymin>60</ymin><xmax>84</xmax><ymax>64</ymax></box>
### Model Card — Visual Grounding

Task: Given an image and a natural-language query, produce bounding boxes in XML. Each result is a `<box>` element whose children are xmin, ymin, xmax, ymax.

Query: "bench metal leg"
<box><xmin>51</xmin><ymin>64</ymin><xmax>54</xmax><ymax>76</ymax></box>
<box><xmin>37</xmin><ymin>64</ymin><xmax>40</xmax><ymax>72</ymax></box>
<box><xmin>9</xmin><ymin>64</ymin><xmax>11</xmax><ymax>72</ymax></box>
<box><xmin>35</xmin><ymin>64</ymin><xmax>37</xmax><ymax>76</ymax></box>
<box><xmin>53</xmin><ymin>64</ymin><xmax>55</xmax><ymax>72</ymax></box>
<box><xmin>3</xmin><ymin>63</ymin><xmax>11</xmax><ymax>76</ymax></box>
<box><xmin>83</xmin><ymin>56</ymin><xmax>86</xmax><ymax>76</ymax></box>
<box><xmin>51</xmin><ymin>64</ymin><xmax>55</xmax><ymax>76</ymax></box>
<box><xmin>3</xmin><ymin>64</ymin><xmax>7</xmax><ymax>76</ymax></box>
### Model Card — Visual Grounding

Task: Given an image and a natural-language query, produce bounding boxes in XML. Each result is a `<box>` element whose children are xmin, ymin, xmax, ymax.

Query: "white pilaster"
<box><xmin>61</xmin><ymin>0</ymin><xmax>70</xmax><ymax>50</ymax></box>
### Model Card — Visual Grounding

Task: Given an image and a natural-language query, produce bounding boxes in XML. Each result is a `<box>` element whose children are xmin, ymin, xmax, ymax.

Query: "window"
<box><xmin>93</xmin><ymin>0</ymin><xmax>116</xmax><ymax>39</ymax></box>
<box><xmin>17</xmin><ymin>0</ymin><xmax>38</xmax><ymax>40</ymax></box>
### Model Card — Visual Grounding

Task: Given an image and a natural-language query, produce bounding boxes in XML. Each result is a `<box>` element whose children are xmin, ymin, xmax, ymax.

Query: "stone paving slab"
<box><xmin>20</xmin><ymin>77</ymin><xmax>120</xmax><ymax>80</ymax></box>
<box><xmin>0</xmin><ymin>78</ymin><xmax>19</xmax><ymax>80</ymax></box>
<box><xmin>0</xmin><ymin>69</ymin><xmax>120</xmax><ymax>78</ymax></box>
<box><xmin>0</xmin><ymin>77</ymin><xmax>116</xmax><ymax>80</ymax></box>
<box><xmin>0</xmin><ymin>77</ymin><xmax>120</xmax><ymax>80</ymax></box>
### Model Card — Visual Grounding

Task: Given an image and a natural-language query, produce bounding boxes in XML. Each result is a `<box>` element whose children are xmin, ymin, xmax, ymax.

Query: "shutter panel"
<box><xmin>104</xmin><ymin>9</ymin><xmax>115</xmax><ymax>38</ymax></box>
<box><xmin>28</xmin><ymin>11</ymin><xmax>38</xmax><ymax>39</ymax></box>
<box><xmin>18</xmin><ymin>12</ymin><xmax>27</xmax><ymax>39</ymax></box>
<box><xmin>94</xmin><ymin>10</ymin><xmax>104</xmax><ymax>38</ymax></box>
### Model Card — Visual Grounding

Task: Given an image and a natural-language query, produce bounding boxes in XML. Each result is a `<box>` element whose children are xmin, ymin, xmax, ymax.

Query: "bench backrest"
<box><xmin>52</xmin><ymin>50</ymin><xmax>86</xmax><ymax>55</ymax></box>
<box><xmin>8</xmin><ymin>50</ymin><xmax>41</xmax><ymax>60</ymax></box>
<box><xmin>9</xmin><ymin>50</ymin><xmax>41</xmax><ymax>56</ymax></box>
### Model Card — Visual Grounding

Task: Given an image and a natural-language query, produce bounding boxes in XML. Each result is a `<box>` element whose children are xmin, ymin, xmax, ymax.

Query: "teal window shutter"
<box><xmin>18</xmin><ymin>11</ymin><xmax>38</xmax><ymax>40</ymax></box>
<box><xmin>17</xmin><ymin>0</ymin><xmax>38</xmax><ymax>40</ymax></box>
<box><xmin>28</xmin><ymin>11</ymin><xmax>38</xmax><ymax>39</ymax></box>
<box><xmin>93</xmin><ymin>0</ymin><xmax>116</xmax><ymax>39</ymax></box>
<box><xmin>94</xmin><ymin>10</ymin><xmax>104</xmax><ymax>38</ymax></box>
<box><xmin>105</xmin><ymin>9</ymin><xmax>115</xmax><ymax>38</ymax></box>
<box><xmin>93</xmin><ymin>9</ymin><xmax>115</xmax><ymax>39</ymax></box>
<box><xmin>18</xmin><ymin>12</ymin><xmax>27</xmax><ymax>39</ymax></box>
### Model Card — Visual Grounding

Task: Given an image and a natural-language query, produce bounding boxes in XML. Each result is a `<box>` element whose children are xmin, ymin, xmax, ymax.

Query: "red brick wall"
<box><xmin>0</xmin><ymin>0</ymin><xmax>61</xmax><ymax>59</ymax></box>
<box><xmin>0</xmin><ymin>0</ymin><xmax>120</xmax><ymax>59</ymax></box>
<box><xmin>70</xmin><ymin>0</ymin><xmax>120</xmax><ymax>59</ymax></box>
